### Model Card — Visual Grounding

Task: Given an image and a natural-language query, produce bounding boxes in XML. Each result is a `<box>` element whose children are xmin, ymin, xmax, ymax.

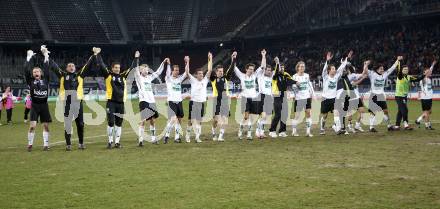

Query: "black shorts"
<box><xmin>213</xmin><ymin>97</ymin><xmax>230</xmax><ymax>117</ymax></box>
<box><xmin>168</xmin><ymin>101</ymin><xmax>184</xmax><ymax>118</ymax></box>
<box><xmin>421</xmin><ymin>99</ymin><xmax>432</xmax><ymax>111</ymax></box>
<box><xmin>369</xmin><ymin>94</ymin><xmax>387</xmax><ymax>112</ymax></box>
<box><xmin>139</xmin><ymin>101</ymin><xmax>159</xmax><ymax>121</ymax></box>
<box><xmin>320</xmin><ymin>98</ymin><xmax>335</xmax><ymax>114</ymax></box>
<box><xmin>188</xmin><ymin>101</ymin><xmax>205</xmax><ymax>120</ymax></box>
<box><xmin>30</xmin><ymin>102</ymin><xmax>52</xmax><ymax>123</ymax></box>
<box><xmin>106</xmin><ymin>101</ymin><xmax>125</xmax><ymax>117</ymax></box>
<box><xmin>357</xmin><ymin>98</ymin><xmax>364</xmax><ymax>108</ymax></box>
<box><xmin>258</xmin><ymin>94</ymin><xmax>274</xmax><ymax>114</ymax></box>
<box><xmin>241</xmin><ymin>97</ymin><xmax>260</xmax><ymax>114</ymax></box>
<box><xmin>294</xmin><ymin>98</ymin><xmax>312</xmax><ymax>112</ymax></box>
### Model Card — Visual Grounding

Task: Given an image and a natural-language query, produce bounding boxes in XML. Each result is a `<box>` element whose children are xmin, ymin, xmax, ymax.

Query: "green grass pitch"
<box><xmin>1</xmin><ymin>99</ymin><xmax>439</xmax><ymax>209</ymax></box>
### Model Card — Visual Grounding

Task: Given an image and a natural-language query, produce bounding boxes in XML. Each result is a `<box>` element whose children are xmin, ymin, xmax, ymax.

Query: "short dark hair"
<box><xmin>111</xmin><ymin>62</ymin><xmax>120</xmax><ymax>68</ymax></box>
<box><xmin>327</xmin><ymin>64</ymin><xmax>335</xmax><ymax>73</ymax></box>
<box><xmin>216</xmin><ymin>64</ymin><xmax>224</xmax><ymax>70</ymax></box>
<box><xmin>266</xmin><ymin>64</ymin><xmax>272</xmax><ymax>70</ymax></box>
<box><xmin>245</xmin><ymin>63</ymin><xmax>256</xmax><ymax>70</ymax></box>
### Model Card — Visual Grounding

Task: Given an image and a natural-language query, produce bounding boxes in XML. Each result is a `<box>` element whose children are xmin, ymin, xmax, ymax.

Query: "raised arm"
<box><xmin>255</xmin><ymin>49</ymin><xmax>266</xmax><ymax>75</ymax></box>
<box><xmin>179</xmin><ymin>56</ymin><xmax>190</xmax><ymax>82</ymax></box>
<box><xmin>396</xmin><ymin>58</ymin><xmax>403</xmax><ymax>80</ymax></box>
<box><xmin>23</xmin><ymin>50</ymin><xmax>36</xmax><ymax>86</ymax></box>
<box><xmin>121</xmin><ymin>51</ymin><xmax>140</xmax><ymax>78</ymax></box>
<box><xmin>95</xmin><ymin>50</ymin><xmax>111</xmax><ymax>77</ymax></box>
<box><xmin>362</xmin><ymin>60</ymin><xmax>371</xmax><ymax>76</ymax></box>
<box><xmin>430</xmin><ymin>60</ymin><xmax>437</xmax><ymax>71</ymax></box>
<box><xmin>205</xmin><ymin>52</ymin><xmax>213</xmax><ymax>79</ymax></box>
<box><xmin>322</xmin><ymin>52</ymin><xmax>333</xmax><ymax>78</ymax></box>
<box><xmin>383</xmin><ymin>56</ymin><xmax>403</xmax><ymax>78</ymax></box>
<box><xmin>40</xmin><ymin>45</ymin><xmax>65</xmax><ymax>78</ymax></box>
<box><xmin>79</xmin><ymin>47</ymin><xmax>100</xmax><ymax>77</ymax></box>
<box><xmin>336</xmin><ymin>50</ymin><xmax>353</xmax><ymax>78</ymax></box>
<box><xmin>152</xmin><ymin>58</ymin><xmax>168</xmax><ymax>79</ymax></box>
<box><xmin>225</xmin><ymin>51</ymin><xmax>237</xmax><ymax>80</ymax></box>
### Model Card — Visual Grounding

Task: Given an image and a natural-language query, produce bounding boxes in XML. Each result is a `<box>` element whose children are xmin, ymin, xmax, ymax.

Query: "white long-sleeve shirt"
<box><xmin>165</xmin><ymin>66</ymin><xmax>187</xmax><ymax>102</ymax></box>
<box><xmin>189</xmin><ymin>74</ymin><xmax>210</xmax><ymax>102</ymax></box>
<box><xmin>367</xmin><ymin>61</ymin><xmax>398</xmax><ymax>95</ymax></box>
<box><xmin>420</xmin><ymin>78</ymin><xmax>433</xmax><ymax>100</ymax></box>
<box><xmin>134</xmin><ymin>63</ymin><xmax>166</xmax><ymax>103</ymax></box>
<box><xmin>321</xmin><ymin>60</ymin><xmax>347</xmax><ymax>99</ymax></box>
<box><xmin>258</xmin><ymin>71</ymin><xmax>274</xmax><ymax>96</ymax></box>
<box><xmin>234</xmin><ymin>66</ymin><xmax>263</xmax><ymax>98</ymax></box>
<box><xmin>348</xmin><ymin>73</ymin><xmax>363</xmax><ymax>99</ymax></box>
<box><xmin>292</xmin><ymin>73</ymin><xmax>314</xmax><ymax>100</ymax></box>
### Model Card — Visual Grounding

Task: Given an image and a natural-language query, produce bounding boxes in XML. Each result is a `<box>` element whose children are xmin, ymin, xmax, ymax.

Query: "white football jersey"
<box><xmin>165</xmin><ymin>67</ymin><xmax>187</xmax><ymax>102</ymax></box>
<box><xmin>189</xmin><ymin>75</ymin><xmax>209</xmax><ymax>102</ymax></box>
<box><xmin>258</xmin><ymin>74</ymin><xmax>273</xmax><ymax>96</ymax></box>
<box><xmin>234</xmin><ymin>66</ymin><xmax>263</xmax><ymax>98</ymax></box>
<box><xmin>420</xmin><ymin>78</ymin><xmax>433</xmax><ymax>100</ymax></box>
<box><xmin>292</xmin><ymin>73</ymin><xmax>314</xmax><ymax>100</ymax></box>
<box><xmin>134</xmin><ymin>63</ymin><xmax>166</xmax><ymax>103</ymax></box>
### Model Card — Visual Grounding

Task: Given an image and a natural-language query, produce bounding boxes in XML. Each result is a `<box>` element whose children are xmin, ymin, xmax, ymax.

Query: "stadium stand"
<box><xmin>37</xmin><ymin>0</ymin><xmax>122</xmax><ymax>43</ymax></box>
<box><xmin>0</xmin><ymin>0</ymin><xmax>42</xmax><ymax>42</ymax></box>
<box><xmin>197</xmin><ymin>0</ymin><xmax>265</xmax><ymax>38</ymax></box>
<box><xmin>122</xmin><ymin>0</ymin><xmax>188</xmax><ymax>41</ymax></box>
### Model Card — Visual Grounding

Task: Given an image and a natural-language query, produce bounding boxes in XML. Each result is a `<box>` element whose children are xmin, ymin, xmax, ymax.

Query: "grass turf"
<box><xmin>0</xmin><ymin>99</ymin><xmax>439</xmax><ymax>209</ymax></box>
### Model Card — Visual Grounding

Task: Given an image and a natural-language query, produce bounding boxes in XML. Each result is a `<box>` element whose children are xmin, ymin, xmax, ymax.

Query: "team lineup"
<box><xmin>24</xmin><ymin>46</ymin><xmax>437</xmax><ymax>151</ymax></box>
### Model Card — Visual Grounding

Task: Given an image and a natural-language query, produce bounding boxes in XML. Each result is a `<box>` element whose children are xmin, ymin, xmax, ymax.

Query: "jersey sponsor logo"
<box><xmin>265</xmin><ymin>80</ymin><xmax>271</xmax><ymax>88</ymax></box>
<box><xmin>33</xmin><ymin>89</ymin><xmax>48</xmax><ymax>96</ymax></box>
<box><xmin>374</xmin><ymin>79</ymin><xmax>385</xmax><ymax>87</ymax></box>
<box><xmin>244</xmin><ymin>80</ymin><xmax>255</xmax><ymax>89</ymax></box>
<box><xmin>328</xmin><ymin>81</ymin><xmax>336</xmax><ymax>89</ymax></box>
<box><xmin>299</xmin><ymin>82</ymin><xmax>308</xmax><ymax>91</ymax></box>
<box><xmin>144</xmin><ymin>82</ymin><xmax>152</xmax><ymax>91</ymax></box>
<box><xmin>172</xmin><ymin>83</ymin><xmax>181</xmax><ymax>91</ymax></box>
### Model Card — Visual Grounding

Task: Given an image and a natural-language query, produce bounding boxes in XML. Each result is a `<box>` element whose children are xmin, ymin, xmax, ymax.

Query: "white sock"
<box><xmin>138</xmin><ymin>126</ymin><xmax>144</xmax><ymax>142</ymax></box>
<box><xmin>107</xmin><ymin>126</ymin><xmax>114</xmax><ymax>143</ymax></box>
<box><xmin>404</xmin><ymin>121</ymin><xmax>409</xmax><ymax>128</ymax></box>
<box><xmin>186</xmin><ymin>126</ymin><xmax>192</xmax><ymax>137</ymax></box>
<box><xmin>369</xmin><ymin>116</ymin><xmax>375</xmax><ymax>129</ymax></box>
<box><xmin>306</xmin><ymin>117</ymin><xmax>312</xmax><ymax>134</ymax></box>
<box><xmin>219</xmin><ymin>128</ymin><xmax>225</xmax><ymax>136</ymax></box>
<box><xmin>211</xmin><ymin>126</ymin><xmax>216</xmax><ymax>136</ymax></box>
<box><xmin>417</xmin><ymin>115</ymin><xmax>424</xmax><ymax>123</ymax></box>
<box><xmin>28</xmin><ymin>132</ymin><xmax>35</xmax><ymax>146</ymax></box>
<box><xmin>43</xmin><ymin>131</ymin><xmax>49</xmax><ymax>147</ymax></box>
<box><xmin>334</xmin><ymin>116</ymin><xmax>340</xmax><ymax>132</ymax></box>
<box><xmin>247</xmin><ymin>120</ymin><xmax>252</xmax><ymax>135</ymax></box>
<box><xmin>292</xmin><ymin>119</ymin><xmax>297</xmax><ymax>129</ymax></box>
<box><xmin>175</xmin><ymin>124</ymin><xmax>181</xmax><ymax>139</ymax></box>
<box><xmin>355</xmin><ymin>122</ymin><xmax>361</xmax><ymax>129</ymax></box>
<box><xmin>320</xmin><ymin>116</ymin><xmax>325</xmax><ymax>130</ymax></box>
<box><xmin>195</xmin><ymin>125</ymin><xmax>201</xmax><ymax>139</ymax></box>
<box><xmin>115</xmin><ymin>126</ymin><xmax>122</xmax><ymax>144</ymax></box>
<box><xmin>240</xmin><ymin>120</ymin><xmax>245</xmax><ymax>130</ymax></box>
<box><xmin>164</xmin><ymin>121</ymin><xmax>173</xmax><ymax>137</ymax></box>
<box><xmin>384</xmin><ymin>115</ymin><xmax>391</xmax><ymax>127</ymax></box>
<box><xmin>150</xmin><ymin>125</ymin><xmax>156</xmax><ymax>137</ymax></box>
